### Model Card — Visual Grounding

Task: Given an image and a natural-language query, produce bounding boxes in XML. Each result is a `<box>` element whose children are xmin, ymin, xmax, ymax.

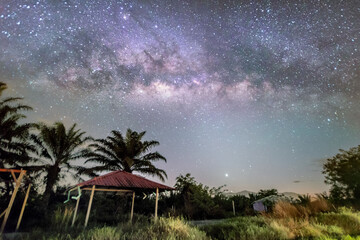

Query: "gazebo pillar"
<box><xmin>72</xmin><ymin>196</ymin><xmax>81</xmax><ymax>227</ymax></box>
<box><xmin>130</xmin><ymin>191</ymin><xmax>135</xmax><ymax>222</ymax></box>
<box><xmin>154</xmin><ymin>188</ymin><xmax>159</xmax><ymax>221</ymax></box>
<box><xmin>84</xmin><ymin>185</ymin><xmax>95</xmax><ymax>227</ymax></box>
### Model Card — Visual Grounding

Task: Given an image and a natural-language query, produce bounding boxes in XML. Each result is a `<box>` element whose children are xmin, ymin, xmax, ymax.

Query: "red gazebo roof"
<box><xmin>77</xmin><ymin>170</ymin><xmax>174</xmax><ymax>191</ymax></box>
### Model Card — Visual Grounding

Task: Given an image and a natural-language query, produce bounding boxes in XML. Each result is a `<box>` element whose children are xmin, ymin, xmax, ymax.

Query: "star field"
<box><xmin>0</xmin><ymin>0</ymin><xmax>359</xmax><ymax>193</ymax></box>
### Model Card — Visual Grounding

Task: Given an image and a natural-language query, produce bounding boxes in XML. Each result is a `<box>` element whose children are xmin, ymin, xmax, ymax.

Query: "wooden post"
<box><xmin>10</xmin><ymin>170</ymin><xmax>17</xmax><ymax>182</ymax></box>
<box><xmin>84</xmin><ymin>185</ymin><xmax>95</xmax><ymax>228</ymax></box>
<box><xmin>130</xmin><ymin>191</ymin><xmax>135</xmax><ymax>222</ymax></box>
<box><xmin>16</xmin><ymin>183</ymin><xmax>32</xmax><ymax>231</ymax></box>
<box><xmin>0</xmin><ymin>210</ymin><xmax>7</xmax><ymax>219</ymax></box>
<box><xmin>1</xmin><ymin>170</ymin><xmax>25</xmax><ymax>233</ymax></box>
<box><xmin>72</xmin><ymin>196</ymin><xmax>81</xmax><ymax>227</ymax></box>
<box><xmin>232</xmin><ymin>200</ymin><xmax>236</xmax><ymax>216</ymax></box>
<box><xmin>154</xmin><ymin>188</ymin><xmax>159</xmax><ymax>221</ymax></box>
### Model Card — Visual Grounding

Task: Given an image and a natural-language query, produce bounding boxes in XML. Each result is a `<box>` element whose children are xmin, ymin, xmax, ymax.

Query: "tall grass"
<box><xmin>13</xmin><ymin>201</ymin><xmax>360</xmax><ymax>240</ymax></box>
<box><xmin>317</xmin><ymin>207</ymin><xmax>360</xmax><ymax>235</ymax></box>
<box><xmin>201</xmin><ymin>212</ymin><xmax>360</xmax><ymax>240</ymax></box>
<box><xmin>51</xmin><ymin>207</ymin><xmax>74</xmax><ymax>231</ymax></box>
<box><xmin>18</xmin><ymin>217</ymin><xmax>209</xmax><ymax>240</ymax></box>
<box><xmin>201</xmin><ymin>216</ymin><xmax>288</xmax><ymax>240</ymax></box>
<box><xmin>201</xmin><ymin>198</ymin><xmax>360</xmax><ymax>240</ymax></box>
<box><xmin>268</xmin><ymin>197</ymin><xmax>331</xmax><ymax>219</ymax></box>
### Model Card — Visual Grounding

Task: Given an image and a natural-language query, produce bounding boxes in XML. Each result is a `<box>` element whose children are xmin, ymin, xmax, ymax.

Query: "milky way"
<box><xmin>1</xmin><ymin>0</ymin><xmax>359</xmax><ymax>193</ymax></box>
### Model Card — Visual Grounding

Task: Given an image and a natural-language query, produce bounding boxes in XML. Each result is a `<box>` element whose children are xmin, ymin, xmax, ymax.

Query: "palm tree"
<box><xmin>82</xmin><ymin>129</ymin><xmax>167</xmax><ymax>181</ymax></box>
<box><xmin>0</xmin><ymin>82</ymin><xmax>34</xmax><ymax>168</ymax></box>
<box><xmin>30</xmin><ymin>122</ymin><xmax>91</xmax><ymax>206</ymax></box>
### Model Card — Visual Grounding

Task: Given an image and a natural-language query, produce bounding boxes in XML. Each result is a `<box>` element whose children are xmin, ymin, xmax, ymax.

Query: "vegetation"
<box><xmin>171</xmin><ymin>173</ymin><xmax>230</xmax><ymax>219</ymax></box>
<box><xmin>0</xmin><ymin>82</ymin><xmax>34</xmax><ymax>169</ymax></box>
<box><xmin>0</xmin><ymin>82</ymin><xmax>34</xmax><ymax>203</ymax></box>
<box><xmin>18</xmin><ymin>216</ymin><xmax>209</xmax><ymax>240</ymax></box>
<box><xmin>80</xmin><ymin>129</ymin><xmax>167</xmax><ymax>181</ymax></box>
<box><xmin>201</xmin><ymin>206</ymin><xmax>360</xmax><ymax>240</ymax></box>
<box><xmin>10</xmin><ymin>207</ymin><xmax>360</xmax><ymax>240</ymax></box>
<box><xmin>323</xmin><ymin>145</ymin><xmax>360</xmax><ymax>204</ymax></box>
<box><xmin>29</xmin><ymin>122</ymin><xmax>91</xmax><ymax>207</ymax></box>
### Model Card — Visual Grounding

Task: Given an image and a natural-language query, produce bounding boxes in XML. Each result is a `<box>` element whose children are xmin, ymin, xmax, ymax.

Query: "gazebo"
<box><xmin>68</xmin><ymin>170</ymin><xmax>174</xmax><ymax>227</ymax></box>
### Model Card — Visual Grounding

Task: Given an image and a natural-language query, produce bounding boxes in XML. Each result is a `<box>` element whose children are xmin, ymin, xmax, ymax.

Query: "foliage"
<box><xmin>297</xmin><ymin>194</ymin><xmax>312</xmax><ymax>206</ymax></box>
<box><xmin>0</xmin><ymin>82</ymin><xmax>35</xmax><ymax>205</ymax></box>
<box><xmin>268</xmin><ymin>196</ymin><xmax>331</xmax><ymax>219</ymax></box>
<box><xmin>13</xmin><ymin>208</ymin><xmax>360</xmax><ymax>240</ymax></box>
<box><xmin>201</xmin><ymin>216</ymin><xmax>288</xmax><ymax>240</ymax></box>
<box><xmin>316</xmin><ymin>207</ymin><xmax>360</xmax><ymax>235</ymax></box>
<box><xmin>257</xmin><ymin>189</ymin><xmax>279</xmax><ymax>199</ymax></box>
<box><xmin>202</xmin><ymin>207</ymin><xmax>360</xmax><ymax>240</ymax></box>
<box><xmin>81</xmin><ymin>129</ymin><xmax>167</xmax><ymax>181</ymax></box>
<box><xmin>173</xmin><ymin>173</ymin><xmax>228</xmax><ymax>219</ymax></box>
<box><xmin>29</xmin><ymin>122</ymin><xmax>91</xmax><ymax>206</ymax></box>
<box><xmin>18</xmin><ymin>217</ymin><xmax>209</xmax><ymax>240</ymax></box>
<box><xmin>323</xmin><ymin>145</ymin><xmax>360</xmax><ymax>203</ymax></box>
<box><xmin>228</xmin><ymin>194</ymin><xmax>255</xmax><ymax>216</ymax></box>
<box><xmin>0</xmin><ymin>82</ymin><xmax>34</xmax><ymax>168</ymax></box>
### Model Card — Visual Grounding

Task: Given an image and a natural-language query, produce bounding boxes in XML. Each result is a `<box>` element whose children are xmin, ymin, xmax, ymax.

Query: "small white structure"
<box><xmin>253</xmin><ymin>195</ymin><xmax>290</xmax><ymax>212</ymax></box>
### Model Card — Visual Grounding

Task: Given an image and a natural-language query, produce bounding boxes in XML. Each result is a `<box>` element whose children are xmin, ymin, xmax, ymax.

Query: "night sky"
<box><xmin>1</xmin><ymin>0</ymin><xmax>359</xmax><ymax>194</ymax></box>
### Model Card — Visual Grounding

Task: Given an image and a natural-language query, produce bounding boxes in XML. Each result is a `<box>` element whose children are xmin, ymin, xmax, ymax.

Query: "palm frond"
<box><xmin>82</xmin><ymin>129</ymin><xmax>167</xmax><ymax>181</ymax></box>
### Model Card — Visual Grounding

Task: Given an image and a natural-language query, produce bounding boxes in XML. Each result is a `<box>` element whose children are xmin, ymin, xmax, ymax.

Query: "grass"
<box><xmin>201</xmin><ymin>216</ymin><xmax>287</xmax><ymax>240</ymax></box>
<box><xmin>16</xmin><ymin>217</ymin><xmax>209</xmax><ymax>240</ymax></box>
<box><xmin>9</xmin><ymin>203</ymin><xmax>360</xmax><ymax>240</ymax></box>
<box><xmin>201</xmin><ymin>204</ymin><xmax>360</xmax><ymax>240</ymax></box>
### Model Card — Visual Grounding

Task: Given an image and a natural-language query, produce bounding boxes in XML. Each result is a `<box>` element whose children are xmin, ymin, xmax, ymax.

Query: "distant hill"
<box><xmin>281</xmin><ymin>192</ymin><xmax>300</xmax><ymax>199</ymax></box>
<box><xmin>224</xmin><ymin>190</ymin><xmax>300</xmax><ymax>199</ymax></box>
<box><xmin>224</xmin><ymin>190</ymin><xmax>255</xmax><ymax>197</ymax></box>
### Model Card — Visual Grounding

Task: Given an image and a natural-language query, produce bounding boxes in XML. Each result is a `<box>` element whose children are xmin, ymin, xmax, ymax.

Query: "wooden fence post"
<box><xmin>154</xmin><ymin>188</ymin><xmax>159</xmax><ymax>221</ymax></box>
<box><xmin>232</xmin><ymin>200</ymin><xmax>236</xmax><ymax>216</ymax></box>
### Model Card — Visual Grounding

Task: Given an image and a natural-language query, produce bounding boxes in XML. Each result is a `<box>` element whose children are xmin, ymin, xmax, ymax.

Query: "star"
<box><xmin>1</xmin><ymin>0</ymin><xmax>359</xmax><ymax>194</ymax></box>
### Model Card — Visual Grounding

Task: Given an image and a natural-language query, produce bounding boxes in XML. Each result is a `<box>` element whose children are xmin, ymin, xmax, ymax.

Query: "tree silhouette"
<box><xmin>323</xmin><ymin>145</ymin><xmax>360</xmax><ymax>202</ymax></box>
<box><xmin>82</xmin><ymin>129</ymin><xmax>167</xmax><ymax>181</ymax></box>
<box><xmin>0</xmin><ymin>82</ymin><xmax>34</xmax><ymax>168</ymax></box>
<box><xmin>30</xmin><ymin>122</ymin><xmax>91</xmax><ymax>206</ymax></box>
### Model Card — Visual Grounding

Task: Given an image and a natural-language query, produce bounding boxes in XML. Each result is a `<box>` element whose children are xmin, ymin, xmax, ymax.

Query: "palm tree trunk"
<box><xmin>42</xmin><ymin>166</ymin><xmax>60</xmax><ymax>207</ymax></box>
